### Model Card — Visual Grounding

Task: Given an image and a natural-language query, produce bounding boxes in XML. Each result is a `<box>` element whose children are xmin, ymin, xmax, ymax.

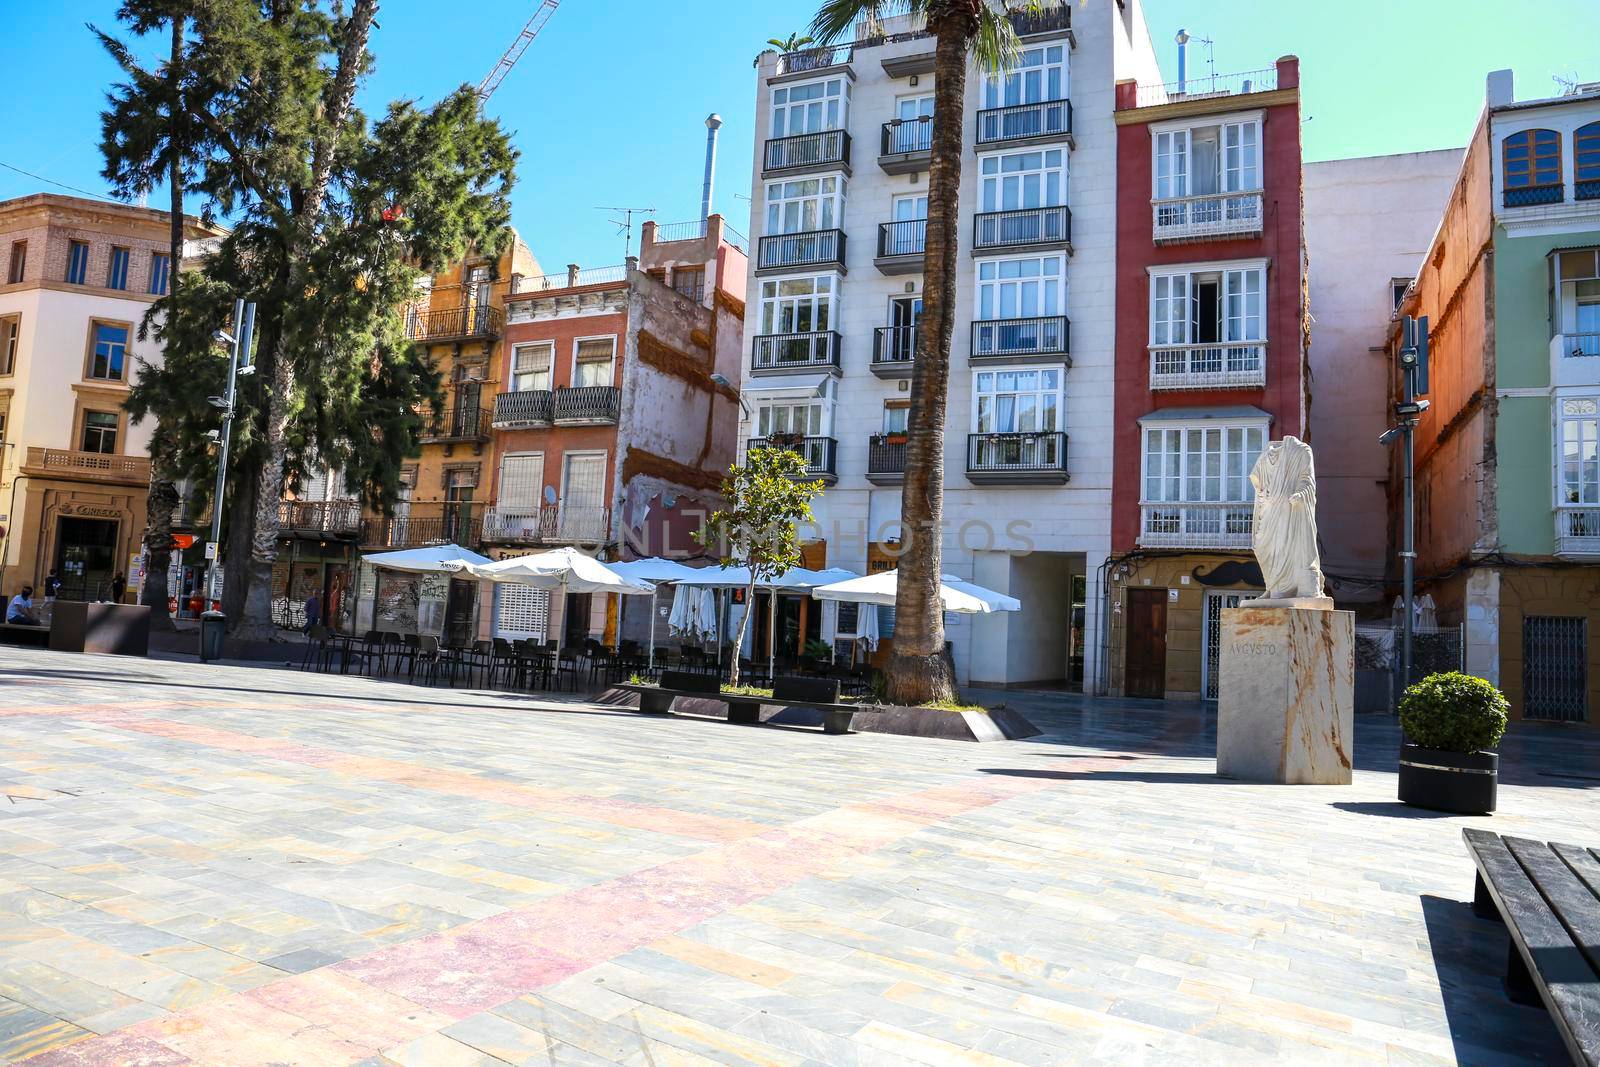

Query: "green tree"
<box><xmin>101</xmin><ymin>0</ymin><xmax>517</xmax><ymax>636</ymax></box>
<box><xmin>766</xmin><ymin>32</ymin><xmax>816</xmax><ymax>51</ymax></box>
<box><xmin>696</xmin><ymin>447</ymin><xmax>823</xmax><ymax>687</ymax></box>
<box><xmin>809</xmin><ymin>0</ymin><xmax>1043</xmax><ymax>704</ymax></box>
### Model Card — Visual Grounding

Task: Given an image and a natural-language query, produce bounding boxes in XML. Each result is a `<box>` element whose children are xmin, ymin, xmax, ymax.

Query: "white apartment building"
<box><xmin>739</xmin><ymin>2</ymin><xmax>1165</xmax><ymax>689</ymax></box>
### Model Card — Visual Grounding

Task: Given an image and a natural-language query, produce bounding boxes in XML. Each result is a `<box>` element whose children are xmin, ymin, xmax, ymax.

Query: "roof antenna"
<box><xmin>596</xmin><ymin>205</ymin><xmax>656</xmax><ymax>259</ymax></box>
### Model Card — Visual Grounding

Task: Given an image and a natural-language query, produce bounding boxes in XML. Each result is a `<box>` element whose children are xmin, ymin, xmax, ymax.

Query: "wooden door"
<box><xmin>1125</xmin><ymin>589</ymin><xmax>1168</xmax><ymax>700</ymax></box>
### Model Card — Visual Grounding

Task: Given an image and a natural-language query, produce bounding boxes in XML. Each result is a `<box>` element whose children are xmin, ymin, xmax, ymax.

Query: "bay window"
<box><xmin>1140</xmin><ymin>421</ymin><xmax>1266</xmax><ymax>547</ymax></box>
<box><xmin>980</xmin><ymin>149</ymin><xmax>1066</xmax><ymax>212</ymax></box>
<box><xmin>981</xmin><ymin>43</ymin><xmax>1066</xmax><ymax>110</ymax></box>
<box><xmin>1152</xmin><ymin>117</ymin><xmax>1263</xmax><ymax>238</ymax></box>
<box><xmin>1551</xmin><ymin>248</ymin><xmax>1600</xmax><ymax>359</ymax></box>
<box><xmin>1558</xmin><ymin>396</ymin><xmax>1600</xmax><ymax>552</ymax></box>
<box><xmin>759</xmin><ymin>275</ymin><xmax>836</xmax><ymax>334</ymax></box>
<box><xmin>771</xmin><ymin>78</ymin><xmax>849</xmax><ymax>138</ymax></box>
<box><xmin>1148</xmin><ymin>262</ymin><xmax>1266</xmax><ymax>388</ymax></box>
<box><xmin>974</xmin><ymin>366</ymin><xmax>1062</xmax><ymax>435</ymax></box>
<box><xmin>766</xmin><ymin>175</ymin><xmax>845</xmax><ymax>235</ymax></box>
<box><xmin>973</xmin><ymin>255</ymin><xmax>1067</xmax><ymax>357</ymax></box>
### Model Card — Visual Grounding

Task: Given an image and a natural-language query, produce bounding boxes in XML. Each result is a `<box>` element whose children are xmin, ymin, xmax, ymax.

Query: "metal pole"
<box><xmin>1402</xmin><ymin>417</ymin><xmax>1415</xmax><ymax>690</ymax></box>
<box><xmin>206</xmin><ymin>300</ymin><xmax>249</xmax><ymax>608</ymax></box>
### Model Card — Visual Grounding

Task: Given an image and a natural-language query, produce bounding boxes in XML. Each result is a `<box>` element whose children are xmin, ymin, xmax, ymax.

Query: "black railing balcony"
<box><xmin>881</xmin><ymin>117</ymin><xmax>933</xmax><ymax>157</ymax></box>
<box><xmin>971</xmin><ymin>315</ymin><xmax>1070</xmax><ymax>360</ymax></box>
<box><xmin>976</xmin><ymin>99</ymin><xmax>1072</xmax><ymax>146</ymax></box>
<box><xmin>748</xmin><ymin>435</ymin><xmax>838</xmax><ymax>484</ymax></box>
<box><xmin>752</xmin><ymin>331</ymin><xmax>841</xmax><ymax>374</ymax></box>
<box><xmin>872</xmin><ymin>326</ymin><xmax>917</xmax><ymax>375</ymax></box>
<box><xmin>973</xmin><ymin>205</ymin><xmax>1072</xmax><ymax>250</ymax></box>
<box><xmin>758</xmin><ymin>229</ymin><xmax>847</xmax><ymax>271</ymax></box>
<box><xmin>482</xmin><ymin>504</ymin><xmax>610</xmax><ymax>546</ymax></box>
<box><xmin>362</xmin><ymin>506</ymin><xmax>481</xmax><ymax>549</ymax></box>
<box><xmin>764</xmin><ymin>130</ymin><xmax>851</xmax><ymax>173</ymax></box>
<box><xmin>492</xmin><ymin>389</ymin><xmax>554</xmax><ymax>428</ymax></box>
<box><xmin>877</xmin><ymin>219</ymin><xmax>926</xmax><ymax>258</ymax></box>
<box><xmin>866</xmin><ymin>435</ymin><xmax>907</xmax><ymax>484</ymax></box>
<box><xmin>553</xmin><ymin>385</ymin><xmax>621</xmax><ymax>425</ymax></box>
<box><xmin>1504</xmin><ymin>184</ymin><xmax>1563</xmax><ymax>208</ymax></box>
<box><xmin>1577</xmin><ymin>179</ymin><xmax>1600</xmax><ymax>202</ymax></box>
<box><xmin>421</xmin><ymin>406</ymin><xmax>491</xmax><ymax>443</ymax></box>
<box><xmin>277</xmin><ymin>499</ymin><xmax>362</xmax><ymax>536</ymax></box>
<box><xmin>967</xmin><ymin>431</ymin><xmax>1068</xmax><ymax>483</ymax></box>
<box><xmin>404</xmin><ymin>304</ymin><xmax>505</xmax><ymax>342</ymax></box>
<box><xmin>1008</xmin><ymin>5</ymin><xmax>1071</xmax><ymax>36</ymax></box>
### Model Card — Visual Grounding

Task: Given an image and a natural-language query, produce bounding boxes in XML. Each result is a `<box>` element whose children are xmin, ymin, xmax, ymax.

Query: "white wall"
<box><xmin>1304</xmin><ymin>148</ymin><xmax>1463</xmax><ymax>600</ymax></box>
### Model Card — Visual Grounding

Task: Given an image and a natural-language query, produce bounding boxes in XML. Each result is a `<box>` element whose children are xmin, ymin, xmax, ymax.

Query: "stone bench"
<box><xmin>0</xmin><ymin>622</ymin><xmax>49</xmax><ymax>647</ymax></box>
<box><xmin>1464</xmin><ymin>827</ymin><xmax>1600</xmax><ymax>1065</ymax></box>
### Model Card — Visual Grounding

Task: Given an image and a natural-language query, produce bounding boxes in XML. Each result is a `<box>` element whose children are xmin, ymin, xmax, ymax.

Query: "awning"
<box><xmin>739</xmin><ymin>375</ymin><xmax>830</xmax><ymax>407</ymax></box>
<box><xmin>1138</xmin><ymin>404</ymin><xmax>1273</xmax><ymax>424</ymax></box>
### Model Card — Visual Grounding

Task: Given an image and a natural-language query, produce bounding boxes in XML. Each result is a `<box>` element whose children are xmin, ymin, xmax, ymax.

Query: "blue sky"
<box><xmin>3</xmin><ymin>0</ymin><xmax>1597</xmax><ymax>272</ymax></box>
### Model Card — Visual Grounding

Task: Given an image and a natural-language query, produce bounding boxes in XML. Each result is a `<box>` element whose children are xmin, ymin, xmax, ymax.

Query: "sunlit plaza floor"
<box><xmin>0</xmin><ymin>645</ymin><xmax>1593</xmax><ymax>1064</ymax></box>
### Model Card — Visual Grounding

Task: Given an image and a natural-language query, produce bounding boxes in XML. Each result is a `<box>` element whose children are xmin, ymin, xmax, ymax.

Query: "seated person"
<box><xmin>7</xmin><ymin>587</ymin><xmax>39</xmax><ymax>626</ymax></box>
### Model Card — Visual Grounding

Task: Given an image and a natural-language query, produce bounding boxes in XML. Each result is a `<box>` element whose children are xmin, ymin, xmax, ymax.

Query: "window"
<box><xmin>672</xmin><ymin>267</ymin><xmax>705</xmax><ymax>304</ymax></box>
<box><xmin>66</xmin><ymin>240</ymin><xmax>90</xmax><ymax>285</ymax></box>
<box><xmin>7</xmin><ymin>241</ymin><xmax>24</xmax><ymax>284</ymax></box>
<box><xmin>573</xmin><ymin>337</ymin><xmax>614</xmax><ymax>388</ymax></box>
<box><xmin>560</xmin><ymin>452</ymin><xmax>608</xmax><ymax>539</ymax></box>
<box><xmin>759</xmin><ymin>274</ymin><xmax>835</xmax><ymax>334</ymax></box>
<box><xmin>1552</xmin><ymin>249</ymin><xmax>1600</xmax><ymax>342</ymax></box>
<box><xmin>981</xmin><ymin>43</ymin><xmax>1065</xmax><ymax>108</ymax></box>
<box><xmin>88</xmin><ymin>322</ymin><xmax>129</xmax><ymax>381</ymax></box>
<box><xmin>974</xmin><ymin>367</ymin><xmax>1062</xmax><ymax>434</ymax></box>
<box><xmin>1577</xmin><ymin>280</ymin><xmax>1600</xmax><ymax>337</ymax></box>
<box><xmin>1391</xmin><ymin>278</ymin><xmax>1412</xmax><ymax>310</ymax></box>
<box><xmin>511</xmin><ymin>342</ymin><xmax>552</xmax><ymax>391</ymax></box>
<box><xmin>1503</xmin><ymin>128</ymin><xmax>1561</xmax><ymax>191</ymax></box>
<box><xmin>1578</xmin><ymin>122</ymin><xmax>1600</xmax><ymax>192</ymax></box>
<box><xmin>149</xmin><ymin>253</ymin><xmax>171</xmax><ymax>295</ymax></box>
<box><xmin>1149</xmin><ymin>265</ymin><xmax>1265</xmax><ymax>344</ymax></box>
<box><xmin>765</xmin><ymin>175</ymin><xmax>845</xmax><ymax>235</ymax></box>
<box><xmin>1143</xmin><ymin>424</ymin><xmax>1266</xmax><ymax>504</ymax></box>
<box><xmin>882</xmin><ymin>402</ymin><xmax>909</xmax><ymax>434</ymax></box>
<box><xmin>0</xmin><ymin>316</ymin><xmax>17</xmax><ymax>375</ymax></box>
<box><xmin>107</xmin><ymin>247</ymin><xmax>130</xmax><ymax>290</ymax></box>
<box><xmin>498</xmin><ymin>452</ymin><xmax>545</xmax><ymax>512</ymax></box>
<box><xmin>771</xmin><ymin>77</ymin><xmax>849</xmax><ymax>137</ymax></box>
<box><xmin>1561</xmin><ymin>398</ymin><xmax>1599</xmax><ymax>506</ymax></box>
<box><xmin>755</xmin><ymin>400</ymin><xmax>824</xmax><ymax>438</ymax></box>
<box><xmin>81</xmin><ymin>411</ymin><xmax>119</xmax><ymax>454</ymax></box>
<box><xmin>980</xmin><ymin>149</ymin><xmax>1066</xmax><ymax>211</ymax></box>
<box><xmin>1154</xmin><ymin>119</ymin><xmax>1261</xmax><ymax>198</ymax></box>
<box><xmin>976</xmin><ymin>255</ymin><xmax>1065</xmax><ymax>321</ymax></box>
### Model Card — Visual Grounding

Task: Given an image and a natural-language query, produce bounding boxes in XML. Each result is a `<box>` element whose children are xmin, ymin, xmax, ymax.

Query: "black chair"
<box><xmin>554</xmin><ymin>648</ymin><xmax>580</xmax><ymax>691</ymax></box>
<box><xmin>513</xmin><ymin>639</ymin><xmax>550</xmax><ymax>689</ymax></box>
<box><xmin>489</xmin><ymin>638</ymin><xmax>519</xmax><ymax>688</ymax></box>
<box><xmin>413</xmin><ymin>635</ymin><xmax>445</xmax><ymax>685</ymax></box>
<box><xmin>300</xmin><ymin>625</ymin><xmax>333</xmax><ymax>671</ymax></box>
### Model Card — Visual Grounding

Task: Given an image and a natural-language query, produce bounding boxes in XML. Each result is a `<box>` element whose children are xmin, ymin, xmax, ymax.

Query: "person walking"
<box><xmin>42</xmin><ymin>570</ymin><xmax>61</xmax><ymax>602</ymax></box>
<box><xmin>110</xmin><ymin>572</ymin><xmax>127</xmax><ymax>604</ymax></box>
<box><xmin>7</xmin><ymin>586</ymin><xmax>39</xmax><ymax>626</ymax></box>
<box><xmin>303</xmin><ymin>589</ymin><xmax>322</xmax><ymax>634</ymax></box>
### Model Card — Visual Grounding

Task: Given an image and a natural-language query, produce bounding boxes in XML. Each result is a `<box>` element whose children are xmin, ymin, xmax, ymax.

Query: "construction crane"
<box><xmin>477</xmin><ymin>0</ymin><xmax>561</xmax><ymax>103</ymax></box>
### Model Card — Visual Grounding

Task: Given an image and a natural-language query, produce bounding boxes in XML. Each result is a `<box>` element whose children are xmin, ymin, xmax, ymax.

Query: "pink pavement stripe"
<box><xmin>20</xmin><ymin>1032</ymin><xmax>193</xmax><ymax>1066</ymax></box>
<box><xmin>22</xmin><ymin>772</ymin><xmax>1058</xmax><ymax>1067</ymax></box>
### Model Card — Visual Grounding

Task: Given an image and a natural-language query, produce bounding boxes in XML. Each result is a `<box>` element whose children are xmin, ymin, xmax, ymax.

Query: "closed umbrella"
<box><xmin>610</xmin><ymin>559</ymin><xmax>704</xmax><ymax>670</ymax></box>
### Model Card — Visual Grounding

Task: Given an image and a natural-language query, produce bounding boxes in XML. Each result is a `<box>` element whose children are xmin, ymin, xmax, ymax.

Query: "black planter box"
<box><xmin>1398</xmin><ymin>743</ymin><xmax>1498</xmax><ymax>814</ymax></box>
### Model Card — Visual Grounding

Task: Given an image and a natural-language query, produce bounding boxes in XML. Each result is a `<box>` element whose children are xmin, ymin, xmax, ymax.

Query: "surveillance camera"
<box><xmin>1378</xmin><ymin>427</ymin><xmax>1402</xmax><ymax>446</ymax></box>
<box><xmin>204</xmin><ymin>429</ymin><xmax>221</xmax><ymax>443</ymax></box>
<box><xmin>213</xmin><ymin>329</ymin><xmax>236</xmax><ymax>346</ymax></box>
<box><xmin>207</xmin><ymin>396</ymin><xmax>230</xmax><ymax>410</ymax></box>
<box><xmin>236</xmin><ymin>364</ymin><xmax>256</xmax><ymax>376</ymax></box>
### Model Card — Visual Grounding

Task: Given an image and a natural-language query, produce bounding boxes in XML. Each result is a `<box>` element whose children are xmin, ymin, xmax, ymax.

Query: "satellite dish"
<box><xmin>543</xmin><ymin>485</ymin><xmax>557</xmax><ymax>505</ymax></box>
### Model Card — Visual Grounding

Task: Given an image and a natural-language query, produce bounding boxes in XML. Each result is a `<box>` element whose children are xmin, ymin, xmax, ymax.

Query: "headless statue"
<box><xmin>1250</xmin><ymin>436</ymin><xmax>1329</xmax><ymax>606</ymax></box>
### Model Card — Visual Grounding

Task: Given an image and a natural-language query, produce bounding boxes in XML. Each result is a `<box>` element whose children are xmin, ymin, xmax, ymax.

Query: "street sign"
<box><xmin>204</xmin><ymin>541</ymin><xmax>218</xmax><ymax>561</ymax></box>
<box><xmin>172</xmin><ymin>533</ymin><xmax>197</xmax><ymax>550</ymax></box>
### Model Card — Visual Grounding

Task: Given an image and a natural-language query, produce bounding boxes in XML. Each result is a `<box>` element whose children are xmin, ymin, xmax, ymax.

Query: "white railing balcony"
<box><xmin>1139</xmin><ymin>502</ymin><xmax>1254</xmax><ymax>549</ymax></box>
<box><xmin>1152</xmin><ymin>192</ymin><xmax>1264</xmax><ymax>242</ymax></box>
<box><xmin>1553</xmin><ymin>332</ymin><xmax>1600</xmax><ymax>360</ymax></box>
<box><xmin>1148</xmin><ymin>343</ymin><xmax>1266</xmax><ymax>390</ymax></box>
<box><xmin>482</xmin><ymin>505</ymin><xmax>610</xmax><ymax>546</ymax></box>
<box><xmin>1556</xmin><ymin>507</ymin><xmax>1600</xmax><ymax>558</ymax></box>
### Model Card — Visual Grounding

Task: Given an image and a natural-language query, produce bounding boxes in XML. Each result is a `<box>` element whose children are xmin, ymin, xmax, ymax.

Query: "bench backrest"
<box><xmin>660</xmin><ymin>669</ymin><xmax>720</xmax><ymax>695</ymax></box>
<box><xmin>773</xmin><ymin>675</ymin><xmax>841</xmax><ymax>704</ymax></box>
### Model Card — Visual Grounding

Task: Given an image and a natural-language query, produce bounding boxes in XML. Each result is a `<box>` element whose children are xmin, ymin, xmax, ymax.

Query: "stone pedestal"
<box><xmin>1217</xmin><ymin>605</ymin><xmax>1353</xmax><ymax>784</ymax></box>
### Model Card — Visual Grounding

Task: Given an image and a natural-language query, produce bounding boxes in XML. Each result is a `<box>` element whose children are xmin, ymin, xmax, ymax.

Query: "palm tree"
<box><xmin>808</xmin><ymin>1</ymin><xmax>1045</xmax><ymax>704</ymax></box>
<box><xmin>766</xmin><ymin>32</ymin><xmax>817</xmax><ymax>52</ymax></box>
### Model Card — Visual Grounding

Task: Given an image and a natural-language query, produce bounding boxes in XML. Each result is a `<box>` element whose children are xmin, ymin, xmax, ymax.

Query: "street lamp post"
<box><xmin>1382</xmin><ymin>314</ymin><xmax>1430</xmax><ymax>692</ymax></box>
<box><xmin>199</xmin><ymin>299</ymin><xmax>256</xmax><ymax>659</ymax></box>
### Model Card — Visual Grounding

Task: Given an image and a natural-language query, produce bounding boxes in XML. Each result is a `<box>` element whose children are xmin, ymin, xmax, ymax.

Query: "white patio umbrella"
<box><xmin>811</xmin><ymin>569</ymin><xmax>1021</xmax><ymax>614</ymax></box>
<box><xmin>362</xmin><ymin>543</ymin><xmax>492</xmax><ymax>573</ymax></box>
<box><xmin>676</xmin><ymin>565</ymin><xmax>862</xmax><ymax>680</ymax></box>
<box><xmin>608</xmin><ymin>558</ymin><xmax>704</xmax><ymax>669</ymax></box>
<box><xmin>448</xmin><ymin>547</ymin><xmax>653</xmax><ymax>653</ymax></box>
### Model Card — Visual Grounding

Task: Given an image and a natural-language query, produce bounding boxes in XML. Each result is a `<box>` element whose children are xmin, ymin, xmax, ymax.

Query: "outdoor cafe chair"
<box><xmin>513</xmin><ymin>639</ymin><xmax>550</xmax><ymax>690</ymax></box>
<box><xmin>413</xmin><ymin>635</ymin><xmax>445</xmax><ymax>686</ymax></box>
<box><xmin>554</xmin><ymin>648</ymin><xmax>580</xmax><ymax>691</ymax></box>
<box><xmin>300</xmin><ymin>625</ymin><xmax>334</xmax><ymax>672</ymax></box>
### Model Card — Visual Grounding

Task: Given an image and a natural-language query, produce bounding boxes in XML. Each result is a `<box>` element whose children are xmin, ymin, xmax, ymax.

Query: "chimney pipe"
<box><xmin>701</xmin><ymin>113</ymin><xmax>722</xmax><ymax>224</ymax></box>
<box><xmin>1175</xmin><ymin>29</ymin><xmax>1190</xmax><ymax>94</ymax></box>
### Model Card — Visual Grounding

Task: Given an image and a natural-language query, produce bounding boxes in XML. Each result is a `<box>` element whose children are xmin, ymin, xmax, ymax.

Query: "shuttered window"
<box><xmin>574</xmin><ymin>338</ymin><xmax>614</xmax><ymax>388</ymax></box>
<box><xmin>498</xmin><ymin>453</ymin><xmax>544</xmax><ymax>511</ymax></box>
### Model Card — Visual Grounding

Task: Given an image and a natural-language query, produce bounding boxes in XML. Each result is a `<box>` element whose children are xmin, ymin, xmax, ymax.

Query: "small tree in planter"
<box><xmin>1398</xmin><ymin>671</ymin><xmax>1509</xmax><ymax>814</ymax></box>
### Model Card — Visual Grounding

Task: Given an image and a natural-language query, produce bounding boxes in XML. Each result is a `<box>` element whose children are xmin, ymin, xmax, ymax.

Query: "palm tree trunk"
<box><xmin>885</xmin><ymin>16</ymin><xmax>967</xmax><ymax>706</ymax></box>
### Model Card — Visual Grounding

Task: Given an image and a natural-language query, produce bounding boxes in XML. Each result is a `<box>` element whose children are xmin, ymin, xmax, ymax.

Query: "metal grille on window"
<box><xmin>1522</xmin><ymin>615</ymin><xmax>1588</xmax><ymax>722</ymax></box>
<box><xmin>1203</xmin><ymin>590</ymin><xmax>1257</xmax><ymax>700</ymax></box>
<box><xmin>496</xmin><ymin>585</ymin><xmax>550</xmax><ymax>641</ymax></box>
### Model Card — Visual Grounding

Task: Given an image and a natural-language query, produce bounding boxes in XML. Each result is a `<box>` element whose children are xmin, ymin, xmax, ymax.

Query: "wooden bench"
<box><xmin>1463</xmin><ymin>827</ymin><xmax>1600</xmax><ymax>1065</ymax></box>
<box><xmin>615</xmin><ymin>673</ymin><xmax>871</xmax><ymax>735</ymax></box>
<box><xmin>0</xmin><ymin>622</ymin><xmax>49</xmax><ymax>647</ymax></box>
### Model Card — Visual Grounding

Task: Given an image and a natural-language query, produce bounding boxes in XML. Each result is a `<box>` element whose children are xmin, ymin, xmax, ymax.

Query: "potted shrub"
<box><xmin>1397</xmin><ymin>671</ymin><xmax>1508</xmax><ymax>814</ymax></box>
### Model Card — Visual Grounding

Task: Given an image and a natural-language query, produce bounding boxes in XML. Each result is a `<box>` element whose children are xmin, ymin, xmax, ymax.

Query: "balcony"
<box><xmin>971</xmin><ymin>315</ymin><xmax>1070</xmax><ymax>364</ymax></box>
<box><xmin>21</xmin><ymin>447</ymin><xmax>150</xmax><ymax>486</ymax></box>
<box><xmin>975</xmin><ymin>100</ymin><xmax>1073</xmax><ymax>149</ymax></box>
<box><xmin>1148</xmin><ymin>343</ymin><xmax>1266</xmax><ymax>391</ymax></box>
<box><xmin>880</xmin><ymin>117</ymin><xmax>932</xmax><ymax>174</ymax></box>
<box><xmin>871</xmin><ymin>326</ymin><xmax>917</xmax><ymax>377</ymax></box>
<box><xmin>553</xmin><ymin>385</ymin><xmax>621</xmax><ymax>426</ymax></box>
<box><xmin>1554</xmin><ymin>332</ymin><xmax>1600</xmax><ymax>359</ymax></box>
<box><xmin>362</xmin><ymin>506</ymin><xmax>480</xmax><ymax>550</ymax></box>
<box><xmin>1152</xmin><ymin>192</ymin><xmax>1264</xmax><ymax>243</ymax></box>
<box><xmin>492</xmin><ymin>389</ymin><xmax>554</xmax><ymax>429</ymax></box>
<box><xmin>763</xmin><ymin>130</ymin><xmax>851</xmax><ymax>176</ymax></box>
<box><xmin>1504</xmin><ymin>184</ymin><xmax>1564</xmax><ymax>209</ymax></box>
<box><xmin>774</xmin><ymin>45</ymin><xmax>851</xmax><ymax>77</ymax></box>
<box><xmin>747</xmin><ymin>435</ymin><xmax>838</xmax><ymax>485</ymax></box>
<box><xmin>277</xmin><ymin>500</ymin><xmax>361</xmax><ymax>538</ymax></box>
<box><xmin>1580</xmin><ymin>180</ymin><xmax>1600</xmax><ymax>202</ymax></box>
<box><xmin>1556</xmin><ymin>507</ymin><xmax>1600</xmax><ymax>559</ymax></box>
<box><xmin>875</xmin><ymin>219</ymin><xmax>925</xmax><ymax>274</ymax></box>
<box><xmin>1007</xmin><ymin>4</ymin><xmax>1072</xmax><ymax>38</ymax></box>
<box><xmin>404</xmin><ymin>305</ymin><xmax>504</xmax><ymax>343</ymax></box>
<box><xmin>1139</xmin><ymin>502</ymin><xmax>1254</xmax><ymax>550</ymax></box>
<box><xmin>866</xmin><ymin>435</ymin><xmax>907</xmax><ymax>484</ymax></box>
<box><xmin>482</xmin><ymin>505</ymin><xmax>610</xmax><ymax>546</ymax></box>
<box><xmin>758</xmin><ymin>229</ymin><xmax>847</xmax><ymax>273</ymax></box>
<box><xmin>420</xmin><ymin>406</ymin><xmax>491</xmax><ymax>445</ymax></box>
<box><xmin>966</xmin><ymin>432</ymin><xmax>1068</xmax><ymax>484</ymax></box>
<box><xmin>973</xmin><ymin>205</ymin><xmax>1072</xmax><ymax>254</ymax></box>
<box><xmin>752</xmin><ymin>331</ymin><xmax>841</xmax><ymax>376</ymax></box>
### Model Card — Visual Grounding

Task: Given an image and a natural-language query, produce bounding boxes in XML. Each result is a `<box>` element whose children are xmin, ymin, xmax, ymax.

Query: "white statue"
<box><xmin>1250</xmin><ymin>436</ymin><xmax>1328</xmax><ymax>604</ymax></box>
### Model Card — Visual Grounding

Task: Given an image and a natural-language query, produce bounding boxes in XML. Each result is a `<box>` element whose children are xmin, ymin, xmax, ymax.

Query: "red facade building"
<box><xmin>1106</xmin><ymin>56</ymin><xmax>1308</xmax><ymax>700</ymax></box>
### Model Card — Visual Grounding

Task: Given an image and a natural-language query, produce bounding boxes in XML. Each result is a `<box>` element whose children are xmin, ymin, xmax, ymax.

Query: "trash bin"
<box><xmin>199</xmin><ymin>610</ymin><xmax>227</xmax><ymax>663</ymax></box>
